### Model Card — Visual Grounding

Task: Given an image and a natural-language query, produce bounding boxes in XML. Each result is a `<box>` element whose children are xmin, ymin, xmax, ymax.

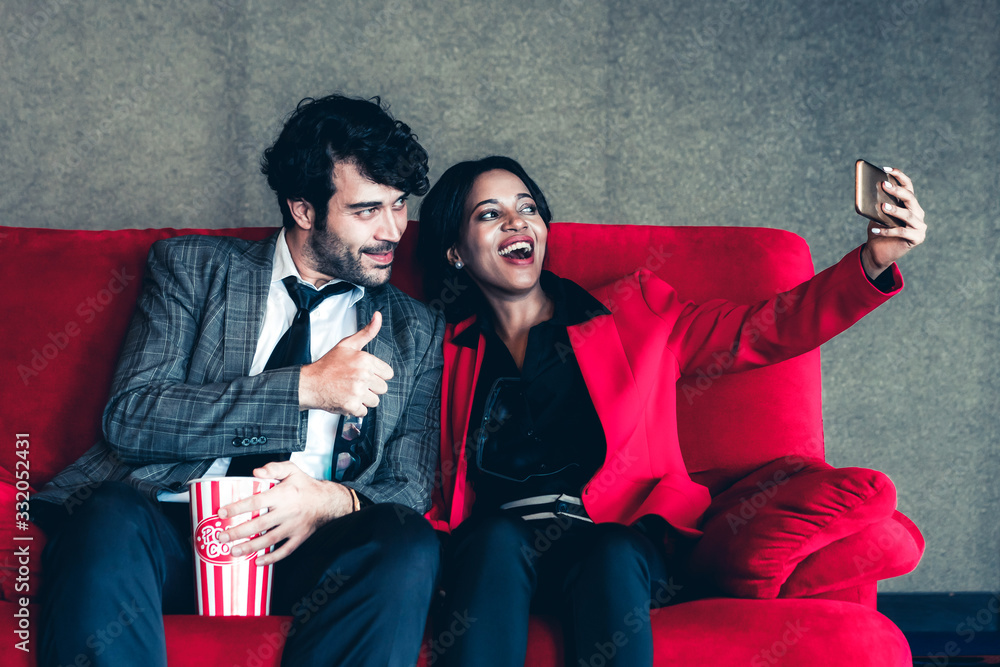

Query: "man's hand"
<box><xmin>298</xmin><ymin>311</ymin><xmax>394</xmax><ymax>416</ymax></box>
<box><xmin>216</xmin><ymin>461</ymin><xmax>354</xmax><ymax>565</ymax></box>
<box><xmin>861</xmin><ymin>167</ymin><xmax>927</xmax><ymax>279</ymax></box>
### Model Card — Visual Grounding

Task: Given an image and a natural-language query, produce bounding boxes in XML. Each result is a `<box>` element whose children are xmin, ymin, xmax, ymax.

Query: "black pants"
<box><xmin>34</xmin><ymin>481</ymin><xmax>440</xmax><ymax>667</ymax></box>
<box><xmin>435</xmin><ymin>512</ymin><xmax>681</xmax><ymax>667</ymax></box>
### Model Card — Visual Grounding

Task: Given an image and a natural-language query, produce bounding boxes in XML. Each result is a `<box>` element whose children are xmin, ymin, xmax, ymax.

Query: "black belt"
<box><xmin>499</xmin><ymin>494</ymin><xmax>593</xmax><ymax>523</ymax></box>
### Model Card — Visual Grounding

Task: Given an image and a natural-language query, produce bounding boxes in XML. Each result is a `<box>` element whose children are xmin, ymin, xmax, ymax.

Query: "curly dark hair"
<box><xmin>261</xmin><ymin>94</ymin><xmax>430</xmax><ymax>229</ymax></box>
<box><xmin>417</xmin><ymin>155</ymin><xmax>551</xmax><ymax>321</ymax></box>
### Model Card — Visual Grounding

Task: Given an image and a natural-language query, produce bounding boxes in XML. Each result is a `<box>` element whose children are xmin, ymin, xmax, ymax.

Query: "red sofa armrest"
<box><xmin>687</xmin><ymin>457</ymin><xmax>898</xmax><ymax>598</ymax></box>
<box><xmin>778</xmin><ymin>510</ymin><xmax>924</xmax><ymax>598</ymax></box>
<box><xmin>0</xmin><ymin>481</ymin><xmax>46</xmax><ymax>603</ymax></box>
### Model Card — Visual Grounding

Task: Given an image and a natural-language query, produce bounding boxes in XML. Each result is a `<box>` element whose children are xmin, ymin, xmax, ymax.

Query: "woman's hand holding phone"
<box><xmin>857</xmin><ymin>165</ymin><xmax>927</xmax><ymax>280</ymax></box>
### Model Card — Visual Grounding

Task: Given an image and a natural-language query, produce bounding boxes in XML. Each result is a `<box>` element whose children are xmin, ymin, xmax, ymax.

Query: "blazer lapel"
<box><xmin>354</xmin><ymin>287</ymin><xmax>396</xmax><ymax>480</ymax></box>
<box><xmin>223</xmin><ymin>233</ymin><xmax>278</xmax><ymax>378</ymax></box>
<box><xmin>569</xmin><ymin>309</ymin><xmax>643</xmax><ymax>451</ymax></box>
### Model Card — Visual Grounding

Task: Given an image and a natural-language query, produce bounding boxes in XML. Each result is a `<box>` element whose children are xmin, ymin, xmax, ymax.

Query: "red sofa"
<box><xmin>0</xmin><ymin>222</ymin><xmax>923</xmax><ymax>666</ymax></box>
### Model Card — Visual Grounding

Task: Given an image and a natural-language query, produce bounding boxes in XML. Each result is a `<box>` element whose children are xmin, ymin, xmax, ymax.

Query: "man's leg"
<box><xmin>273</xmin><ymin>502</ymin><xmax>440</xmax><ymax>667</ymax></box>
<box><xmin>34</xmin><ymin>482</ymin><xmax>194</xmax><ymax>667</ymax></box>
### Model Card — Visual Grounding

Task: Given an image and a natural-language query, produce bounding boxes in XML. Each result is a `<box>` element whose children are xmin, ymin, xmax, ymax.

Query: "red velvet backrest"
<box><xmin>542</xmin><ymin>224</ymin><xmax>824</xmax><ymax>492</ymax></box>
<box><xmin>0</xmin><ymin>223</ymin><xmax>822</xmax><ymax>494</ymax></box>
<box><xmin>0</xmin><ymin>226</ymin><xmax>271</xmax><ymax>489</ymax></box>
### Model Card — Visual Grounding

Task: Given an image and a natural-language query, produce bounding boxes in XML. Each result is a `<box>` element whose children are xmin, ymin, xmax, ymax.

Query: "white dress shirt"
<box><xmin>158</xmin><ymin>228</ymin><xmax>363</xmax><ymax>502</ymax></box>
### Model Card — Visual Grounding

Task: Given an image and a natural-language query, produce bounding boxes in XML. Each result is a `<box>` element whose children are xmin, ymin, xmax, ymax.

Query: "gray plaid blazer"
<box><xmin>35</xmin><ymin>231</ymin><xmax>444</xmax><ymax>515</ymax></box>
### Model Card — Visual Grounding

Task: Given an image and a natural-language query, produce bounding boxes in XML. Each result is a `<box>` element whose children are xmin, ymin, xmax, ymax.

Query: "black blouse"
<box><xmin>452</xmin><ymin>272</ymin><xmax>611</xmax><ymax>512</ymax></box>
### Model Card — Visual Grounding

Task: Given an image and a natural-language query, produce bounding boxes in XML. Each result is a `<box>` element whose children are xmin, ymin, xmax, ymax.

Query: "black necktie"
<box><xmin>264</xmin><ymin>277</ymin><xmax>355</xmax><ymax>370</ymax></box>
<box><xmin>227</xmin><ymin>276</ymin><xmax>354</xmax><ymax>477</ymax></box>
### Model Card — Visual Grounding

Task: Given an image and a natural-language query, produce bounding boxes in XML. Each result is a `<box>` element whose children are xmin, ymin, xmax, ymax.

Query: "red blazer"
<box><xmin>425</xmin><ymin>246</ymin><xmax>902</xmax><ymax>537</ymax></box>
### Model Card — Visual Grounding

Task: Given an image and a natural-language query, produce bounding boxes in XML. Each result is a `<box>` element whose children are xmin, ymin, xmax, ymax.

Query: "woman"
<box><xmin>417</xmin><ymin>156</ymin><xmax>926</xmax><ymax>666</ymax></box>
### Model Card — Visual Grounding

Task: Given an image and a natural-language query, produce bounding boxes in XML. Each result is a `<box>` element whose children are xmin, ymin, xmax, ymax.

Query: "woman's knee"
<box><xmin>576</xmin><ymin>523</ymin><xmax>653</xmax><ymax>578</ymax></box>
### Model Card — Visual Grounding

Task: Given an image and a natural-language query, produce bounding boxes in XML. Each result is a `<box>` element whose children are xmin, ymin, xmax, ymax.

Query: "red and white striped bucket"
<box><xmin>187</xmin><ymin>477</ymin><xmax>278</xmax><ymax>616</ymax></box>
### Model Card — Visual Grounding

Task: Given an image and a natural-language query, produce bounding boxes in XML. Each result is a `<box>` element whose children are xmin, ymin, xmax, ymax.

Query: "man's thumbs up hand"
<box><xmin>336</xmin><ymin>310</ymin><xmax>382</xmax><ymax>351</ymax></box>
<box><xmin>298</xmin><ymin>312</ymin><xmax>394</xmax><ymax>416</ymax></box>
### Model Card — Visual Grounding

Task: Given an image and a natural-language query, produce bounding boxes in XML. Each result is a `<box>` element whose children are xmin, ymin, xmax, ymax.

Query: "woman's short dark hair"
<box><xmin>417</xmin><ymin>155</ymin><xmax>551</xmax><ymax>321</ymax></box>
<box><xmin>261</xmin><ymin>94</ymin><xmax>429</xmax><ymax>229</ymax></box>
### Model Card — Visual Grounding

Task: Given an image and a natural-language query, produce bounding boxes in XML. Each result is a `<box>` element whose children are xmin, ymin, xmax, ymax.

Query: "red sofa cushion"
<box><xmin>643</xmin><ymin>597</ymin><xmax>911</xmax><ymax>666</ymax></box>
<box><xmin>0</xmin><ymin>604</ymin><xmax>288</xmax><ymax>667</ymax></box>
<box><xmin>163</xmin><ymin>615</ymin><xmax>287</xmax><ymax>667</ymax></box>
<box><xmin>689</xmin><ymin>457</ymin><xmax>897</xmax><ymax>598</ymax></box>
<box><xmin>0</xmin><ymin>597</ymin><xmax>912</xmax><ymax>667</ymax></box>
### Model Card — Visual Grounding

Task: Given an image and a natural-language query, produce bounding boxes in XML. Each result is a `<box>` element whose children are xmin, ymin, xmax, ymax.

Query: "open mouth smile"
<box><xmin>497</xmin><ymin>236</ymin><xmax>535</xmax><ymax>262</ymax></box>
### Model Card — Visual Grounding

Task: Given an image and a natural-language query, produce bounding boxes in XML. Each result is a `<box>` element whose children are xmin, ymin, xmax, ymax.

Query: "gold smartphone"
<box><xmin>855</xmin><ymin>159</ymin><xmax>904</xmax><ymax>227</ymax></box>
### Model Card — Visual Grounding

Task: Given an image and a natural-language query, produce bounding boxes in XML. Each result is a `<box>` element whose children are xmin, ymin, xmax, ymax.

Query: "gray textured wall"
<box><xmin>2</xmin><ymin>0</ymin><xmax>997</xmax><ymax>592</ymax></box>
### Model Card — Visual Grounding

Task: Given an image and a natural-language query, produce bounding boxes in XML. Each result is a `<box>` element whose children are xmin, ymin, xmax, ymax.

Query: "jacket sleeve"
<box><xmin>346</xmin><ymin>311</ymin><xmax>445</xmax><ymax>513</ymax></box>
<box><xmin>647</xmin><ymin>245</ymin><xmax>903</xmax><ymax>377</ymax></box>
<box><xmin>102</xmin><ymin>239</ymin><xmax>306</xmax><ymax>465</ymax></box>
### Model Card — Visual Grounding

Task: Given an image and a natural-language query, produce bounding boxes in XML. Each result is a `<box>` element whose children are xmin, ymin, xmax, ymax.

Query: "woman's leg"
<box><xmin>560</xmin><ymin>522</ymin><xmax>675</xmax><ymax>667</ymax></box>
<box><xmin>437</xmin><ymin>513</ymin><xmax>543</xmax><ymax>667</ymax></box>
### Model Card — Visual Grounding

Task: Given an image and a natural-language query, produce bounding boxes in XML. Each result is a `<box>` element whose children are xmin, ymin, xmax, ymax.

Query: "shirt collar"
<box><xmin>272</xmin><ymin>228</ymin><xmax>365</xmax><ymax>307</ymax></box>
<box><xmin>452</xmin><ymin>271</ymin><xmax>610</xmax><ymax>348</ymax></box>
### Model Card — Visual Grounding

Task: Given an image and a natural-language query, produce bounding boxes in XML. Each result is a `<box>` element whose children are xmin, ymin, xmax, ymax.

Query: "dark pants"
<box><xmin>435</xmin><ymin>512</ymin><xmax>680</xmax><ymax>667</ymax></box>
<box><xmin>34</xmin><ymin>482</ymin><xmax>440</xmax><ymax>667</ymax></box>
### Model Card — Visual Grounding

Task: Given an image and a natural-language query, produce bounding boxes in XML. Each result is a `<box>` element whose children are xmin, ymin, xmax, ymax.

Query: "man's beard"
<box><xmin>305</xmin><ymin>223</ymin><xmax>396</xmax><ymax>288</ymax></box>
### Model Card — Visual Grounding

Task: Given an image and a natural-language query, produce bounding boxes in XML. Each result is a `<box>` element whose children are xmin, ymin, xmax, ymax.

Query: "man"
<box><xmin>32</xmin><ymin>94</ymin><xmax>444</xmax><ymax>667</ymax></box>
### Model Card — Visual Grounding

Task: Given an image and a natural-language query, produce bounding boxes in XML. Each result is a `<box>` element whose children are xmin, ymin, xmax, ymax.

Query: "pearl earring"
<box><xmin>454</xmin><ymin>261</ymin><xmax>464</xmax><ymax>270</ymax></box>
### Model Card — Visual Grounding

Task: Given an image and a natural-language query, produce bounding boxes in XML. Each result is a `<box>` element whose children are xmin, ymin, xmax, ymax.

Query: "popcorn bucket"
<box><xmin>187</xmin><ymin>477</ymin><xmax>278</xmax><ymax>616</ymax></box>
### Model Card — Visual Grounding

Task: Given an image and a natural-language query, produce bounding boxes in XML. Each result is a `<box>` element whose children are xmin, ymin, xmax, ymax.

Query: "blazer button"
<box><xmin>231</xmin><ymin>437</ymin><xmax>242</xmax><ymax>447</ymax></box>
<box><xmin>242</xmin><ymin>438</ymin><xmax>250</xmax><ymax>447</ymax></box>
<box><xmin>259</xmin><ymin>436</ymin><xmax>267</xmax><ymax>444</ymax></box>
<box><xmin>249</xmin><ymin>437</ymin><xmax>259</xmax><ymax>445</ymax></box>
